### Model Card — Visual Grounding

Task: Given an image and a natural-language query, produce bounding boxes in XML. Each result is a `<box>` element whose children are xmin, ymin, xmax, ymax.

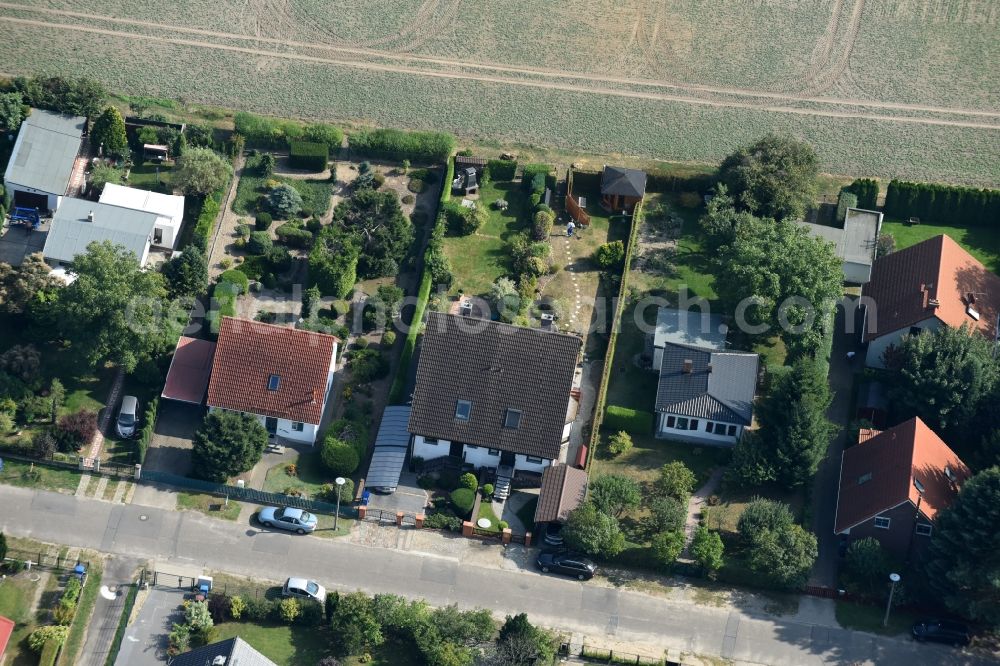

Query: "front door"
<box><xmin>265</xmin><ymin>417</ymin><xmax>278</xmax><ymax>435</ymax></box>
<box><xmin>500</xmin><ymin>451</ymin><xmax>515</xmax><ymax>467</ymax></box>
<box><xmin>449</xmin><ymin>441</ymin><xmax>464</xmax><ymax>458</ymax></box>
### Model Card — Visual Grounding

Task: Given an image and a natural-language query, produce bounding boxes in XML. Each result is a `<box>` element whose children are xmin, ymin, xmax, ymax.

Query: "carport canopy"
<box><xmin>162</xmin><ymin>336</ymin><xmax>216</xmax><ymax>404</ymax></box>
<box><xmin>535</xmin><ymin>463</ymin><xmax>589</xmax><ymax>524</ymax></box>
<box><xmin>366</xmin><ymin>406</ymin><xmax>412</xmax><ymax>491</ymax></box>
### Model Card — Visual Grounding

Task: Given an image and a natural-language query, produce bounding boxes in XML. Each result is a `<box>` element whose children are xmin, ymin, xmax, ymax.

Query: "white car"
<box><xmin>282</xmin><ymin>577</ymin><xmax>326</xmax><ymax>604</ymax></box>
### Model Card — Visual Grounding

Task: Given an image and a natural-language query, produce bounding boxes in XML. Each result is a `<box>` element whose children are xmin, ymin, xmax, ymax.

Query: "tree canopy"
<box><xmin>885</xmin><ymin>324</ymin><xmax>999</xmax><ymax>433</ymax></box>
<box><xmin>49</xmin><ymin>242</ymin><xmax>183</xmax><ymax>372</ymax></box>
<box><xmin>328</xmin><ymin>591</ymin><xmax>384</xmax><ymax>657</ymax></box>
<box><xmin>718</xmin><ymin>134</ymin><xmax>819</xmax><ymax>220</ymax></box>
<box><xmin>88</xmin><ymin>164</ymin><xmax>123</xmax><ymax>194</ymax></box>
<box><xmin>923</xmin><ymin>466</ymin><xmax>1000</xmax><ymax>626</ymax></box>
<box><xmin>191</xmin><ymin>411</ymin><xmax>268</xmax><ymax>482</ymax></box>
<box><xmin>562</xmin><ymin>502</ymin><xmax>625</xmax><ymax>558</ymax></box>
<box><xmin>90</xmin><ymin>106</ymin><xmax>128</xmax><ymax>157</ymax></box>
<box><xmin>174</xmin><ymin>147</ymin><xmax>233</xmax><ymax>195</ymax></box>
<box><xmin>0</xmin><ymin>92</ymin><xmax>26</xmax><ymax>132</ymax></box>
<box><xmin>655</xmin><ymin>461</ymin><xmax>697</xmax><ymax>502</ymax></box>
<box><xmin>332</xmin><ymin>188</ymin><xmax>412</xmax><ymax>279</ymax></box>
<box><xmin>588</xmin><ymin>474</ymin><xmax>641</xmax><ymax>518</ymax></box>
<box><xmin>747</xmin><ymin>522</ymin><xmax>818</xmax><ymax>590</ymax></box>
<box><xmin>162</xmin><ymin>245</ymin><xmax>209</xmax><ymax>298</ymax></box>
<box><xmin>0</xmin><ymin>253</ymin><xmax>60</xmax><ymax>314</ymax></box>
<box><xmin>12</xmin><ymin>75</ymin><xmax>106</xmax><ymax>118</ymax></box>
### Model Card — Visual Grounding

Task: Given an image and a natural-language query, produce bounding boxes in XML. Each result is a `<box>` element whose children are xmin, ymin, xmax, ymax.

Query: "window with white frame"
<box><xmin>487</xmin><ymin>448</ymin><xmax>500</xmax><ymax>456</ymax></box>
<box><xmin>291</xmin><ymin>422</ymin><xmax>304</xmax><ymax>432</ymax></box>
<box><xmin>677</xmin><ymin>417</ymin><xmax>689</xmax><ymax>430</ymax></box>
<box><xmin>874</xmin><ymin>516</ymin><xmax>891</xmax><ymax>529</ymax></box>
<box><xmin>727</xmin><ymin>425</ymin><xmax>737</xmax><ymax>436</ymax></box>
<box><xmin>525</xmin><ymin>456</ymin><xmax>544</xmax><ymax>464</ymax></box>
<box><xmin>915</xmin><ymin>523</ymin><xmax>932</xmax><ymax>536</ymax></box>
<box><xmin>666</xmin><ymin>415</ymin><xmax>675</xmax><ymax>428</ymax></box>
<box><xmin>423</xmin><ymin>437</ymin><xmax>439</xmax><ymax>445</ymax></box>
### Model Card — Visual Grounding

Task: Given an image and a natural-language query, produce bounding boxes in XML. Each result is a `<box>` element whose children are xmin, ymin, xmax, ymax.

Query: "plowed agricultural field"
<box><xmin>0</xmin><ymin>0</ymin><xmax>997</xmax><ymax>184</ymax></box>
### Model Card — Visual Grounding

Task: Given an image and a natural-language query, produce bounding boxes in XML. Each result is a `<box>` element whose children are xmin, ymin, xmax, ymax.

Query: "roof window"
<box><xmin>267</xmin><ymin>374</ymin><xmax>280</xmax><ymax>391</ymax></box>
<box><xmin>857</xmin><ymin>472</ymin><xmax>872</xmax><ymax>485</ymax></box>
<box><xmin>504</xmin><ymin>409</ymin><xmax>522</xmax><ymax>429</ymax></box>
<box><xmin>455</xmin><ymin>400</ymin><xmax>472</xmax><ymax>421</ymax></box>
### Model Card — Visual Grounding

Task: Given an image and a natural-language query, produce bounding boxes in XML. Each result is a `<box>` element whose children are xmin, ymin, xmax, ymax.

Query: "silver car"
<box><xmin>283</xmin><ymin>577</ymin><xmax>326</xmax><ymax>604</ymax></box>
<box><xmin>257</xmin><ymin>506</ymin><xmax>318</xmax><ymax>534</ymax></box>
<box><xmin>116</xmin><ymin>396</ymin><xmax>138</xmax><ymax>438</ymax></box>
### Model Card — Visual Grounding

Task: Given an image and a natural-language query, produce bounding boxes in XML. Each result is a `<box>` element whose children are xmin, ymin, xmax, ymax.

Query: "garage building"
<box><xmin>3</xmin><ymin>109</ymin><xmax>86</xmax><ymax>213</ymax></box>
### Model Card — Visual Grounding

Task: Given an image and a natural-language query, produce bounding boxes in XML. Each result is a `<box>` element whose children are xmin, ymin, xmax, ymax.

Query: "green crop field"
<box><xmin>0</xmin><ymin>0</ymin><xmax>996</xmax><ymax>183</ymax></box>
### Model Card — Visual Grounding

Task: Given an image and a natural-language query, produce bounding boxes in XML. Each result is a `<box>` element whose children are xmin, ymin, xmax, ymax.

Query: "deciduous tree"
<box><xmin>174</xmin><ymin>147</ymin><xmax>233</xmax><ymax>195</ymax></box>
<box><xmin>328</xmin><ymin>591</ymin><xmax>384</xmax><ymax>656</ymax></box>
<box><xmin>718</xmin><ymin>134</ymin><xmax>819</xmax><ymax>220</ymax></box>
<box><xmin>690</xmin><ymin>526</ymin><xmax>725</xmax><ymax>575</ymax></box>
<box><xmin>737</xmin><ymin>497</ymin><xmax>794</xmax><ymax>545</ymax></box>
<box><xmin>589</xmin><ymin>474</ymin><xmax>641</xmax><ymax>518</ymax></box>
<box><xmin>0</xmin><ymin>91</ymin><xmax>26</xmax><ymax>132</ymax></box>
<box><xmin>192</xmin><ymin>411</ymin><xmax>268</xmax><ymax>481</ymax></box>
<box><xmin>655</xmin><ymin>461</ymin><xmax>696</xmax><ymax>502</ymax></box>
<box><xmin>562</xmin><ymin>503</ymin><xmax>625</xmax><ymax>558</ymax></box>
<box><xmin>162</xmin><ymin>244</ymin><xmax>208</xmax><ymax>298</ymax></box>
<box><xmin>747</xmin><ymin>523</ymin><xmax>817</xmax><ymax>590</ymax></box>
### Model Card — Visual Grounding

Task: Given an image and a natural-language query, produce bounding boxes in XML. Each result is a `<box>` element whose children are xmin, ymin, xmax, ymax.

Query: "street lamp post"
<box><xmin>334</xmin><ymin>477</ymin><xmax>346</xmax><ymax>531</ymax></box>
<box><xmin>883</xmin><ymin>573</ymin><xmax>901</xmax><ymax>627</ymax></box>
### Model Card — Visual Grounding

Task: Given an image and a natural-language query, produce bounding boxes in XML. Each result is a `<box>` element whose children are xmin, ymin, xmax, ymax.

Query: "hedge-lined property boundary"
<box><xmin>288</xmin><ymin>140</ymin><xmax>329</xmax><ymax>171</ymax></box>
<box><xmin>587</xmin><ymin>198</ymin><xmax>645</xmax><ymax>467</ymax></box>
<box><xmin>884</xmin><ymin>179</ymin><xmax>1000</xmax><ymax>227</ymax></box>
<box><xmin>603</xmin><ymin>406</ymin><xmax>655</xmax><ymax>434</ymax></box>
<box><xmin>349</xmin><ymin>128</ymin><xmax>455</xmax><ymax>163</ymax></box>
<box><xmin>136</xmin><ymin>397</ymin><xmax>159</xmax><ymax>464</ymax></box>
<box><xmin>388</xmin><ymin>156</ymin><xmax>453</xmax><ymax>404</ymax></box>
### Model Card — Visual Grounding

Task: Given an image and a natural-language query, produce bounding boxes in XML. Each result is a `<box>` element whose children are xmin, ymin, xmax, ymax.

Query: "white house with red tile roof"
<box><xmin>205</xmin><ymin>317</ymin><xmax>338</xmax><ymax>444</ymax></box>
<box><xmin>861</xmin><ymin>234</ymin><xmax>1000</xmax><ymax>368</ymax></box>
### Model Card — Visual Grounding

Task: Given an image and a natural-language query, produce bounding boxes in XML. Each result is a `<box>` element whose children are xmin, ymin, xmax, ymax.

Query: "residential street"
<box><xmin>0</xmin><ymin>484</ymin><xmax>989</xmax><ymax>666</ymax></box>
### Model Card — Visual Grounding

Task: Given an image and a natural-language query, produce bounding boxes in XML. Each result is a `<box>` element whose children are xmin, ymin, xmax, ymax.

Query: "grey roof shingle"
<box><xmin>3</xmin><ymin>109</ymin><xmax>85</xmax><ymax>196</ymax></box>
<box><xmin>367</xmin><ymin>406</ymin><xmax>412</xmax><ymax>489</ymax></box>
<box><xmin>653</xmin><ymin>307</ymin><xmax>727</xmax><ymax>350</ymax></box>
<box><xmin>169</xmin><ymin>637</ymin><xmax>277</xmax><ymax>666</ymax></box>
<box><xmin>600</xmin><ymin>165</ymin><xmax>647</xmax><ymax>198</ymax></box>
<box><xmin>43</xmin><ymin>198</ymin><xmax>158</xmax><ymax>264</ymax></box>
<box><xmin>654</xmin><ymin>343</ymin><xmax>758</xmax><ymax>424</ymax></box>
<box><xmin>408</xmin><ymin>313</ymin><xmax>581</xmax><ymax>460</ymax></box>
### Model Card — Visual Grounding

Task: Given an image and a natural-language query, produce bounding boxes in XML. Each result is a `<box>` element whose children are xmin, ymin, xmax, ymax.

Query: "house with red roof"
<box><xmin>0</xmin><ymin>615</ymin><xmax>14</xmax><ymax>662</ymax></box>
<box><xmin>834</xmin><ymin>417</ymin><xmax>970</xmax><ymax>560</ymax></box>
<box><xmin>205</xmin><ymin>317</ymin><xmax>338</xmax><ymax>444</ymax></box>
<box><xmin>861</xmin><ymin>234</ymin><xmax>1000</xmax><ymax>367</ymax></box>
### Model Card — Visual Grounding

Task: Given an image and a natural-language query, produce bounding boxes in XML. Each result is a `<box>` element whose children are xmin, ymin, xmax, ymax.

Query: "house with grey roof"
<box><xmin>167</xmin><ymin>636</ymin><xmax>277</xmax><ymax>666</ymax></box>
<box><xmin>649</xmin><ymin>307</ymin><xmax>728</xmax><ymax>371</ymax></box>
<box><xmin>654</xmin><ymin>342</ymin><xmax>759</xmax><ymax>445</ymax></box>
<box><xmin>409</xmin><ymin>312</ymin><xmax>581</xmax><ymax>499</ymax></box>
<box><xmin>3</xmin><ymin>109</ymin><xmax>85</xmax><ymax>212</ymax></box>
<box><xmin>797</xmin><ymin>207</ymin><xmax>882</xmax><ymax>284</ymax></box>
<box><xmin>600</xmin><ymin>165</ymin><xmax>646</xmax><ymax>213</ymax></box>
<box><xmin>42</xmin><ymin>198</ymin><xmax>159</xmax><ymax>267</ymax></box>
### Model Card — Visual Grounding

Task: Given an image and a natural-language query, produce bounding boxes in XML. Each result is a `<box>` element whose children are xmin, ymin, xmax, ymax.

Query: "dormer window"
<box><xmin>267</xmin><ymin>374</ymin><xmax>280</xmax><ymax>391</ymax></box>
<box><xmin>455</xmin><ymin>400</ymin><xmax>472</xmax><ymax>421</ymax></box>
<box><xmin>504</xmin><ymin>408</ymin><xmax>522</xmax><ymax>429</ymax></box>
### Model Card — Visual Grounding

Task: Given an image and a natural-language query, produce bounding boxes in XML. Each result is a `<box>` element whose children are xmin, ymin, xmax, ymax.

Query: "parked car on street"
<box><xmin>536</xmin><ymin>551</ymin><xmax>595</xmax><ymax>580</ymax></box>
<box><xmin>257</xmin><ymin>507</ymin><xmax>318</xmax><ymax>534</ymax></box>
<box><xmin>116</xmin><ymin>395</ymin><xmax>139</xmax><ymax>438</ymax></box>
<box><xmin>282</xmin><ymin>577</ymin><xmax>326</xmax><ymax>604</ymax></box>
<box><xmin>911</xmin><ymin>619</ymin><xmax>970</xmax><ymax>646</ymax></box>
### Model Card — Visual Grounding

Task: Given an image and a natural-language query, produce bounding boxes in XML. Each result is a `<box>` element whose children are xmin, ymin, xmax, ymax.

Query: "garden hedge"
<box><xmin>603</xmin><ymin>406</ymin><xmax>654</xmax><ymax>434</ymax></box>
<box><xmin>884</xmin><ymin>179</ymin><xmax>1000</xmax><ymax>227</ymax></box>
<box><xmin>38</xmin><ymin>639</ymin><xmax>60</xmax><ymax>666</ymax></box>
<box><xmin>844</xmin><ymin>178</ymin><xmax>879</xmax><ymax>210</ymax></box>
<box><xmin>486</xmin><ymin>159</ymin><xmax>517</xmax><ymax>181</ymax></box>
<box><xmin>136</xmin><ymin>397</ymin><xmax>159</xmax><ymax>464</ymax></box>
<box><xmin>349</xmin><ymin>128</ymin><xmax>455</xmax><ymax>163</ymax></box>
<box><xmin>288</xmin><ymin>140</ymin><xmax>329</xmax><ymax>172</ymax></box>
<box><xmin>191</xmin><ymin>188</ymin><xmax>223</xmax><ymax>251</ymax></box>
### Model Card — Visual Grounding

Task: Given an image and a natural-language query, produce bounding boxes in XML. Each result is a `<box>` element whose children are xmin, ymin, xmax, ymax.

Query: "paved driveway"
<box><xmin>114</xmin><ymin>587</ymin><xmax>186</xmax><ymax>666</ymax></box>
<box><xmin>143</xmin><ymin>401</ymin><xmax>205</xmax><ymax>476</ymax></box>
<box><xmin>0</xmin><ymin>224</ymin><xmax>46</xmax><ymax>265</ymax></box>
<box><xmin>366</xmin><ymin>470</ymin><xmax>428</xmax><ymax>515</ymax></box>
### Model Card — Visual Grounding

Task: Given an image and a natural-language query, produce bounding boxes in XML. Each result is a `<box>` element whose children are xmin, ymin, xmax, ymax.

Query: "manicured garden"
<box><xmin>881</xmin><ymin>217</ymin><xmax>1000</xmax><ymax>273</ymax></box>
<box><xmin>125</xmin><ymin>159</ymin><xmax>174</xmax><ymax>194</ymax></box>
<box><xmin>233</xmin><ymin>154</ymin><xmax>333</xmax><ymax>218</ymax></box>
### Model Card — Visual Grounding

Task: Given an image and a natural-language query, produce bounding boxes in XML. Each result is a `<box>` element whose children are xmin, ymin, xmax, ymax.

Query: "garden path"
<box><xmin>207</xmin><ymin>152</ymin><xmax>247</xmax><ymax>279</ymax></box>
<box><xmin>682</xmin><ymin>467</ymin><xmax>725</xmax><ymax>555</ymax></box>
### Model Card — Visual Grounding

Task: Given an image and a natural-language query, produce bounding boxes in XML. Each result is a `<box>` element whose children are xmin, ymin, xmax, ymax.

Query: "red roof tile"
<box><xmin>0</xmin><ymin>615</ymin><xmax>13</xmax><ymax>660</ymax></box>
<box><xmin>162</xmin><ymin>337</ymin><xmax>216</xmax><ymax>404</ymax></box>
<box><xmin>863</xmin><ymin>235</ymin><xmax>1000</xmax><ymax>341</ymax></box>
<box><xmin>835</xmin><ymin>417</ymin><xmax>970</xmax><ymax>533</ymax></box>
<box><xmin>206</xmin><ymin>317</ymin><xmax>338</xmax><ymax>425</ymax></box>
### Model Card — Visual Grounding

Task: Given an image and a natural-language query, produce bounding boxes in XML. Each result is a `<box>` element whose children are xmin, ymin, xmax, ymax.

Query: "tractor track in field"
<box><xmin>1</xmin><ymin>6</ymin><xmax>999</xmax><ymax>130</ymax></box>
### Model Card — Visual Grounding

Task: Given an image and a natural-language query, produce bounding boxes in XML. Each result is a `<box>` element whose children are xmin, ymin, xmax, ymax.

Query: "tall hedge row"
<box><xmin>191</xmin><ymin>189</ymin><xmax>223</xmax><ymax>251</ymax></box>
<box><xmin>137</xmin><ymin>397</ymin><xmax>159</xmax><ymax>464</ymax></box>
<box><xmin>288</xmin><ymin>140</ymin><xmax>329</xmax><ymax>171</ymax></box>
<box><xmin>844</xmin><ymin>178</ymin><xmax>879</xmax><ymax>210</ymax></box>
<box><xmin>349</xmin><ymin>128</ymin><xmax>455</xmax><ymax>163</ymax></box>
<box><xmin>884</xmin><ymin>180</ymin><xmax>1000</xmax><ymax>227</ymax></box>
<box><xmin>603</xmin><ymin>405</ymin><xmax>655</xmax><ymax>434</ymax></box>
<box><xmin>486</xmin><ymin>159</ymin><xmax>517</xmax><ymax>181</ymax></box>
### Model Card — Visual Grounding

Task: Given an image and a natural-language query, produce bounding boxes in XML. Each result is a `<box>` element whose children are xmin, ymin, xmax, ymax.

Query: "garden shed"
<box><xmin>600</xmin><ymin>165</ymin><xmax>647</xmax><ymax>213</ymax></box>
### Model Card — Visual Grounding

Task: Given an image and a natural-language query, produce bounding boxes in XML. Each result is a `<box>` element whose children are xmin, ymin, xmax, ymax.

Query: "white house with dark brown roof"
<box><xmin>861</xmin><ymin>234</ymin><xmax>1000</xmax><ymax>368</ymax></box>
<box><xmin>408</xmin><ymin>313</ymin><xmax>581</xmax><ymax>497</ymax></box>
<box><xmin>205</xmin><ymin>317</ymin><xmax>338</xmax><ymax>444</ymax></box>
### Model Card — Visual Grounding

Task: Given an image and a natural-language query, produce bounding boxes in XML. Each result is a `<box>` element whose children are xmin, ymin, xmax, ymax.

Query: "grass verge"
<box><xmin>835</xmin><ymin>600</ymin><xmax>919</xmax><ymax>636</ymax></box>
<box><xmin>0</xmin><ymin>458</ymin><xmax>82</xmax><ymax>494</ymax></box>
<box><xmin>58</xmin><ymin>560</ymin><xmax>103</xmax><ymax>666</ymax></box>
<box><xmin>177</xmin><ymin>491</ymin><xmax>242</xmax><ymax>521</ymax></box>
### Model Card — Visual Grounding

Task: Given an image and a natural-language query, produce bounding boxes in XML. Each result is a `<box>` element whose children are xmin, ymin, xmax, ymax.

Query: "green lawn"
<box><xmin>126</xmin><ymin>159</ymin><xmax>174</xmax><ymax>194</ymax></box>
<box><xmin>262</xmin><ymin>451</ymin><xmax>331</xmax><ymax>497</ymax></box>
<box><xmin>0</xmin><ymin>576</ymin><xmax>39</xmax><ymax>666</ymax></box>
<box><xmin>604</xmin><ymin>310</ymin><xmax>659</xmax><ymax>413</ymax></box>
<box><xmin>177</xmin><ymin>491</ymin><xmax>242</xmax><ymax>520</ymax></box>
<box><xmin>881</xmin><ymin>218</ymin><xmax>1000</xmax><ymax>274</ymax></box>
<box><xmin>835</xmin><ymin>600</ymin><xmax>920</xmax><ymax>636</ymax></box>
<box><xmin>233</xmin><ymin>154</ymin><xmax>332</xmax><ymax>217</ymax></box>
<box><xmin>212</xmin><ymin>622</ymin><xmax>331</xmax><ymax>665</ymax></box>
<box><xmin>591</xmin><ymin>431</ymin><xmax>730</xmax><ymax>491</ymax></box>
<box><xmin>476</xmin><ymin>501</ymin><xmax>501</xmax><ymax>533</ymax></box>
<box><xmin>0</xmin><ymin>458</ymin><xmax>82</xmax><ymax>494</ymax></box>
<box><xmin>344</xmin><ymin>638</ymin><xmax>426</xmax><ymax>666</ymax></box>
<box><xmin>58</xmin><ymin>561</ymin><xmax>103</xmax><ymax>666</ymax></box>
<box><xmin>312</xmin><ymin>514</ymin><xmax>354</xmax><ymax>539</ymax></box>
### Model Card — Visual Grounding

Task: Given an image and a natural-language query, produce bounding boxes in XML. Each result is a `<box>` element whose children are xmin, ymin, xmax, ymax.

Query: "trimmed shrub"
<box><xmin>836</xmin><ymin>190</ymin><xmax>858</xmax><ymax>223</ymax></box>
<box><xmin>844</xmin><ymin>178</ymin><xmax>879</xmax><ymax>210</ymax></box>
<box><xmin>192</xmin><ymin>188</ymin><xmax>224</xmax><ymax>250</ymax></box>
<box><xmin>302</xmin><ymin>123</ymin><xmax>344</xmax><ymax>150</ymax></box>
<box><xmin>593</xmin><ymin>241</ymin><xmax>625</xmax><ymax>269</ymax></box>
<box><xmin>532</xmin><ymin>209</ymin><xmax>554</xmax><ymax>240</ymax></box>
<box><xmin>349</xmin><ymin>128</ymin><xmax>455</xmax><ymax>163</ymax></box>
<box><xmin>321</xmin><ymin>439</ymin><xmax>360</xmax><ymax>476</ymax></box>
<box><xmin>486</xmin><ymin>159</ymin><xmax>517</xmax><ymax>181</ymax></box>
<box><xmin>603</xmin><ymin>406</ymin><xmax>654</xmax><ymax>433</ymax></box>
<box><xmin>606</xmin><ymin>431</ymin><xmax>633</xmax><ymax>456</ymax></box>
<box><xmin>289</xmin><ymin>140</ymin><xmax>329</xmax><ymax>172</ymax></box>
<box><xmin>521</xmin><ymin>164</ymin><xmax>551</xmax><ymax>192</ymax></box>
<box><xmin>255</xmin><ymin>212</ymin><xmax>272</xmax><ymax>230</ymax></box>
<box><xmin>884</xmin><ymin>179</ymin><xmax>1000</xmax><ymax>227</ymax></box>
<box><xmin>482</xmin><ymin>483</ymin><xmax>494</xmax><ymax>497</ymax></box>
<box><xmin>248</xmin><ymin>231</ymin><xmax>273</xmax><ymax>255</ymax></box>
<box><xmin>381</xmin><ymin>330</ymin><xmax>397</xmax><ymax>347</ymax></box>
<box><xmin>459</xmin><ymin>472</ymin><xmax>478</xmax><ymax>491</ymax></box>
<box><xmin>424</xmin><ymin>512</ymin><xmax>462</xmax><ymax>531</ymax></box>
<box><xmin>450</xmin><ymin>488</ymin><xmax>475</xmax><ymax>516</ymax></box>
<box><xmin>268</xmin><ymin>184</ymin><xmax>303</xmax><ymax>218</ymax></box>
<box><xmin>219</xmin><ymin>269</ymin><xmax>250</xmax><ymax>294</ymax></box>
<box><xmin>56</xmin><ymin>410</ymin><xmax>98</xmax><ymax>450</ymax></box>
<box><xmin>279</xmin><ymin>598</ymin><xmax>300</xmax><ymax>623</ymax></box>
<box><xmin>28</xmin><ymin>626</ymin><xmax>68</xmax><ymax>653</ymax></box>
<box><xmin>275</xmin><ymin>221</ymin><xmax>313</xmax><ymax>248</ymax></box>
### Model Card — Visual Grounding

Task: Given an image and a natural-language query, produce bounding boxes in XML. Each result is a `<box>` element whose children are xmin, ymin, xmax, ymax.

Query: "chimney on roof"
<box><xmin>87</xmin><ymin>210</ymin><xmax>94</xmax><ymax>222</ymax></box>
<box><xmin>928</xmin><ymin>298</ymin><xmax>940</xmax><ymax>308</ymax></box>
<box><xmin>311</xmin><ymin>389</ymin><xmax>319</xmax><ymax>404</ymax></box>
<box><xmin>682</xmin><ymin>359</ymin><xmax>693</xmax><ymax>374</ymax></box>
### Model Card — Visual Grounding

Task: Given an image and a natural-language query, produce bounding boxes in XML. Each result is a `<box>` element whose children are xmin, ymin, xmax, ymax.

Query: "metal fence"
<box><xmin>576</xmin><ymin>644</ymin><xmax>670</xmax><ymax>665</ymax></box>
<box><xmin>5</xmin><ymin>547</ymin><xmax>90</xmax><ymax>572</ymax></box>
<box><xmin>140</xmin><ymin>470</ymin><xmax>358</xmax><ymax>518</ymax></box>
<box><xmin>0</xmin><ymin>449</ymin><xmax>137</xmax><ymax>478</ymax></box>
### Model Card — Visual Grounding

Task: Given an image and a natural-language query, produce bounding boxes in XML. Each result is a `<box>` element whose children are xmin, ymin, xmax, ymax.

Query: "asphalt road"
<box><xmin>0</xmin><ymin>485</ymin><xmax>987</xmax><ymax>666</ymax></box>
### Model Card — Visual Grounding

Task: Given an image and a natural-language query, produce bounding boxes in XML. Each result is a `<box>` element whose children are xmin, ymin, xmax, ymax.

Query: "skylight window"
<box><xmin>455</xmin><ymin>400</ymin><xmax>472</xmax><ymax>421</ymax></box>
<box><xmin>504</xmin><ymin>408</ymin><xmax>522</xmax><ymax>429</ymax></box>
<box><xmin>857</xmin><ymin>472</ymin><xmax>872</xmax><ymax>485</ymax></box>
<box><xmin>267</xmin><ymin>374</ymin><xmax>281</xmax><ymax>391</ymax></box>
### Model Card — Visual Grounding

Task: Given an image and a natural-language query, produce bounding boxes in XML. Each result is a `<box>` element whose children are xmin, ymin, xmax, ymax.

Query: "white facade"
<box><xmin>412</xmin><ymin>435</ymin><xmax>553</xmax><ymax>473</ymax></box>
<box><xmin>99</xmin><ymin>183</ymin><xmax>184</xmax><ymax>249</ymax></box>
<box><xmin>5</xmin><ymin>183</ymin><xmax>61</xmax><ymax>212</ymax></box>
<box><xmin>843</xmin><ymin>260</ymin><xmax>874</xmax><ymax>285</ymax></box>
<box><xmin>864</xmin><ymin>316</ymin><xmax>942</xmax><ymax>368</ymax></box>
<box><xmin>656</xmin><ymin>412</ymin><xmax>743</xmax><ymax>445</ymax></box>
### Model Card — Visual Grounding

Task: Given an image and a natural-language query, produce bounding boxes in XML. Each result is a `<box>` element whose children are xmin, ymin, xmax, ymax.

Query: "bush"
<box><xmin>248</xmin><ymin>231</ymin><xmax>273</xmax><ymax>255</ymax></box>
<box><xmin>444</xmin><ymin>201</ymin><xmax>486</xmax><ymax>235</ymax></box>
<box><xmin>482</xmin><ymin>483</ymin><xmax>494</xmax><ymax>498</ymax></box>
<box><xmin>349</xmin><ymin>128</ymin><xmax>455</xmax><ymax>163</ymax></box>
<box><xmin>593</xmin><ymin>240</ymin><xmax>625</xmax><ymax>269</ymax></box>
<box><xmin>350</xmin><ymin>348</ymin><xmax>389</xmax><ymax>382</ymax></box>
<box><xmin>459</xmin><ymin>472</ymin><xmax>478</xmax><ymax>491</ymax></box>
<box><xmin>269</xmin><ymin>184</ymin><xmax>303</xmax><ymax>218</ymax></box>
<box><xmin>486</xmin><ymin>159</ymin><xmax>517</xmax><ymax>181</ymax></box>
<box><xmin>737</xmin><ymin>497</ymin><xmax>794</xmax><ymax>545</ymax></box>
<box><xmin>521</xmin><ymin>164</ymin><xmax>551</xmax><ymax>192</ymax></box>
<box><xmin>192</xmin><ymin>189</ymin><xmax>224</xmax><ymax>251</ymax></box>
<box><xmin>275</xmin><ymin>221</ymin><xmax>313</xmax><ymax>248</ymax></box>
<box><xmin>255</xmin><ymin>212</ymin><xmax>272</xmax><ymax>230</ymax></box>
<box><xmin>606</xmin><ymin>431</ymin><xmax>632</xmax><ymax>456</ymax></box>
<box><xmin>648</xmin><ymin>497</ymin><xmax>686</xmax><ymax>533</ymax></box>
<box><xmin>603</xmin><ymin>406</ymin><xmax>654</xmax><ymax>433</ymax></box>
<box><xmin>321</xmin><ymin>438</ymin><xmax>360</xmax><ymax>476</ymax></box>
<box><xmin>28</xmin><ymin>626</ymin><xmax>68</xmax><ymax>653</ymax></box>
<box><xmin>289</xmin><ymin>140</ymin><xmax>329</xmax><ymax>171</ymax></box>
<box><xmin>656</xmin><ymin>462</ymin><xmax>696</xmax><ymax>502</ymax></box>
<box><xmin>243</xmin><ymin>597</ymin><xmax>271</xmax><ymax>622</ymax></box>
<box><xmin>219</xmin><ymin>269</ymin><xmax>250</xmax><ymax>294</ymax></box>
<box><xmin>424</xmin><ymin>512</ymin><xmax>462</xmax><ymax>531</ymax></box>
<box><xmin>836</xmin><ymin>190</ymin><xmax>858</xmax><ymax>223</ymax></box>
<box><xmin>279</xmin><ymin>598</ymin><xmax>300</xmax><ymax>623</ymax></box>
<box><xmin>532</xmin><ymin>209</ymin><xmax>554</xmax><ymax>240</ymax></box>
<box><xmin>56</xmin><ymin>410</ymin><xmax>97</xmax><ymax>450</ymax></box>
<box><xmin>380</xmin><ymin>330</ymin><xmax>396</xmax><ymax>347</ymax></box>
<box><xmin>230</xmin><ymin>595</ymin><xmax>247</xmax><ymax>620</ymax></box>
<box><xmin>401</xmin><ymin>194</ymin><xmax>415</xmax><ymax>204</ymax></box>
<box><xmin>844</xmin><ymin>178</ymin><xmax>879</xmax><ymax>210</ymax></box>
<box><xmin>651</xmin><ymin>530</ymin><xmax>686</xmax><ymax>568</ymax></box>
<box><xmin>297</xmin><ymin>600</ymin><xmax>324</xmax><ymax>626</ymax></box>
<box><xmin>450</xmin><ymin>488</ymin><xmax>475</xmax><ymax>516</ymax></box>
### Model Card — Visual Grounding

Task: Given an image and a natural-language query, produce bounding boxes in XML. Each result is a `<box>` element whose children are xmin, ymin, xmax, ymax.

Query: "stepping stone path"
<box><xmin>559</xmin><ymin>236</ymin><xmax>583</xmax><ymax>329</ymax></box>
